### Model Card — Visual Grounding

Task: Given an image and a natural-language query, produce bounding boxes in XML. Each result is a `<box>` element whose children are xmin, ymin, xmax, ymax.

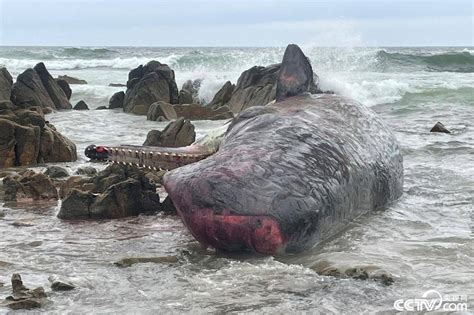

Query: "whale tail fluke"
<box><xmin>276</xmin><ymin>44</ymin><xmax>315</xmax><ymax>102</ymax></box>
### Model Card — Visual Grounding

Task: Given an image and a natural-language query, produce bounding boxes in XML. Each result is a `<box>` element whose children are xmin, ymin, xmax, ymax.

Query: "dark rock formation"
<box><xmin>96</xmin><ymin>106</ymin><xmax>108</xmax><ymax>110</ymax></box>
<box><xmin>34</xmin><ymin>63</ymin><xmax>72</xmax><ymax>110</ymax></box>
<box><xmin>75</xmin><ymin>166</ymin><xmax>97</xmax><ymax>176</ymax></box>
<box><xmin>146</xmin><ymin>101</ymin><xmax>177</xmax><ymax>121</ymax></box>
<box><xmin>12</xmin><ymin>68</ymin><xmax>56</xmax><ymax>110</ymax></box>
<box><xmin>143</xmin><ymin>117</ymin><xmax>195</xmax><ymax>147</ymax></box>
<box><xmin>58</xmin><ymin>164</ymin><xmax>161</xmax><ymax>220</ymax></box>
<box><xmin>0</xmin><ymin>67</ymin><xmax>13</xmax><ymax>100</ymax></box>
<box><xmin>109</xmin><ymin>83</ymin><xmax>126</xmax><ymax>87</ymax></box>
<box><xmin>123</xmin><ymin>61</ymin><xmax>179</xmax><ymax>115</ymax></box>
<box><xmin>181</xmin><ymin>79</ymin><xmax>202</xmax><ymax>103</ymax></box>
<box><xmin>178</xmin><ymin>89</ymin><xmax>193</xmax><ymax>104</ymax></box>
<box><xmin>208</xmin><ymin>81</ymin><xmax>235</xmax><ymax>109</ymax></box>
<box><xmin>57</xmin><ymin>75</ymin><xmax>87</xmax><ymax>85</ymax></box>
<box><xmin>48</xmin><ymin>276</ymin><xmax>76</xmax><ymax>291</ymax></box>
<box><xmin>430</xmin><ymin>121</ymin><xmax>451</xmax><ymax>134</ymax></box>
<box><xmin>56</xmin><ymin>79</ymin><xmax>72</xmax><ymax>100</ymax></box>
<box><xmin>114</xmin><ymin>256</ymin><xmax>178</xmax><ymax>267</ymax></box>
<box><xmin>44</xmin><ymin>165</ymin><xmax>69</xmax><ymax>178</ymax></box>
<box><xmin>173</xmin><ymin>103</ymin><xmax>233</xmax><ymax>120</ymax></box>
<box><xmin>0</xmin><ymin>274</ymin><xmax>48</xmax><ymax>310</ymax></box>
<box><xmin>3</xmin><ymin>170</ymin><xmax>58</xmax><ymax>202</ymax></box>
<box><xmin>73</xmin><ymin>100</ymin><xmax>89</xmax><ymax>110</ymax></box>
<box><xmin>108</xmin><ymin>91</ymin><xmax>125</xmax><ymax>109</ymax></box>
<box><xmin>161</xmin><ymin>196</ymin><xmax>177</xmax><ymax>215</ymax></box>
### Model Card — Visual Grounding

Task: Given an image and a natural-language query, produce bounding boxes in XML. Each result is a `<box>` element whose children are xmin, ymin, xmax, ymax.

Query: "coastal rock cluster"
<box><xmin>0</xmin><ymin>65</ymin><xmax>77</xmax><ymax>168</ymax></box>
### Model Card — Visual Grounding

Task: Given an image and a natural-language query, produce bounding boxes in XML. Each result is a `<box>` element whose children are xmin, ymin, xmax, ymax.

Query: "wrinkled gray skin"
<box><xmin>86</xmin><ymin>44</ymin><xmax>403</xmax><ymax>254</ymax></box>
<box><xmin>164</xmin><ymin>93</ymin><xmax>403</xmax><ymax>253</ymax></box>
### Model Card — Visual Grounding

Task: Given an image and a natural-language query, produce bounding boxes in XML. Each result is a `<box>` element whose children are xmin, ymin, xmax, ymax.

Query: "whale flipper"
<box><xmin>276</xmin><ymin>44</ymin><xmax>315</xmax><ymax>102</ymax></box>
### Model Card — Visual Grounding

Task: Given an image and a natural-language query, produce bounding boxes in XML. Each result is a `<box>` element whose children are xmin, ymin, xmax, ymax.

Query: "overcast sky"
<box><xmin>0</xmin><ymin>0</ymin><xmax>472</xmax><ymax>46</ymax></box>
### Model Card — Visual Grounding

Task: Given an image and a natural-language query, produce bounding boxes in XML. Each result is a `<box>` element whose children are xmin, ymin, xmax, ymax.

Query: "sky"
<box><xmin>0</xmin><ymin>0</ymin><xmax>472</xmax><ymax>47</ymax></box>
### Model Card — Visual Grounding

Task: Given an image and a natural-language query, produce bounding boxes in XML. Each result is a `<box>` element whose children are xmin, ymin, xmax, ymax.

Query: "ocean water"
<box><xmin>0</xmin><ymin>46</ymin><xmax>473</xmax><ymax>313</ymax></box>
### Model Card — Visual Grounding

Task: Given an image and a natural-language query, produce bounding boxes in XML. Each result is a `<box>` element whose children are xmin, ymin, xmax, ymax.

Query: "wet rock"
<box><xmin>173</xmin><ymin>103</ymin><xmax>233</xmax><ymax>120</ymax></box>
<box><xmin>3</xmin><ymin>170</ymin><xmax>58</xmax><ymax>202</ymax></box>
<box><xmin>57</xmin><ymin>75</ymin><xmax>87</xmax><ymax>85</ymax></box>
<box><xmin>208</xmin><ymin>81</ymin><xmax>235</xmax><ymax>109</ymax></box>
<box><xmin>178</xmin><ymin>89</ymin><xmax>193</xmax><ymax>104</ymax></box>
<box><xmin>0</xmin><ymin>100</ymin><xmax>15</xmax><ymax>111</ymax></box>
<box><xmin>15</xmin><ymin>107</ymin><xmax>46</xmax><ymax>129</ymax></box>
<box><xmin>108</xmin><ymin>91</ymin><xmax>125</xmax><ymax>109</ymax></box>
<box><xmin>123</xmin><ymin>60</ymin><xmax>179</xmax><ymax>114</ymax></box>
<box><xmin>11</xmin><ymin>220</ymin><xmax>35</xmax><ymax>227</ymax></box>
<box><xmin>147</xmin><ymin>101</ymin><xmax>177</xmax><ymax>121</ymax></box>
<box><xmin>114</xmin><ymin>256</ymin><xmax>178</xmax><ymax>267</ymax></box>
<box><xmin>75</xmin><ymin>166</ymin><xmax>97</xmax><ymax>176</ymax></box>
<box><xmin>143</xmin><ymin>117</ymin><xmax>195</xmax><ymax>147</ymax></box>
<box><xmin>0</xmin><ymin>118</ymin><xmax>40</xmax><ymax>167</ymax></box>
<box><xmin>109</xmin><ymin>83</ymin><xmax>126</xmax><ymax>87</ymax></box>
<box><xmin>1</xmin><ymin>274</ymin><xmax>48</xmax><ymax>310</ymax></box>
<box><xmin>44</xmin><ymin>165</ymin><xmax>69</xmax><ymax>178</ymax></box>
<box><xmin>58</xmin><ymin>164</ymin><xmax>161</xmax><ymax>219</ymax></box>
<box><xmin>39</xmin><ymin>123</ymin><xmax>77</xmax><ymax>163</ymax></box>
<box><xmin>48</xmin><ymin>275</ymin><xmax>76</xmax><ymax>291</ymax></box>
<box><xmin>161</xmin><ymin>196</ymin><xmax>177</xmax><ymax>215</ymax></box>
<box><xmin>55</xmin><ymin>79</ymin><xmax>72</xmax><ymax>100</ymax></box>
<box><xmin>96</xmin><ymin>106</ymin><xmax>108</xmax><ymax>110</ymax></box>
<box><xmin>181</xmin><ymin>79</ymin><xmax>202</xmax><ymax>102</ymax></box>
<box><xmin>430</xmin><ymin>121</ymin><xmax>451</xmax><ymax>134</ymax></box>
<box><xmin>34</xmin><ymin>63</ymin><xmax>72</xmax><ymax>110</ymax></box>
<box><xmin>11</xmin><ymin>68</ymin><xmax>56</xmax><ymax>110</ymax></box>
<box><xmin>59</xmin><ymin>176</ymin><xmax>91</xmax><ymax>199</ymax></box>
<box><xmin>73</xmin><ymin>100</ymin><xmax>89</xmax><ymax>110</ymax></box>
<box><xmin>0</xmin><ymin>67</ymin><xmax>13</xmax><ymax>100</ymax></box>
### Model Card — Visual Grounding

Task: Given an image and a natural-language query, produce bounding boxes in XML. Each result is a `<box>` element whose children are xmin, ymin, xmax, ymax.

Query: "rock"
<box><xmin>108</xmin><ymin>83</ymin><xmax>126</xmax><ymax>87</ymax></box>
<box><xmin>11</xmin><ymin>68</ymin><xmax>56</xmax><ymax>110</ymax></box>
<box><xmin>59</xmin><ymin>176</ymin><xmax>91</xmax><ymax>199</ymax></box>
<box><xmin>73</xmin><ymin>100</ymin><xmax>89</xmax><ymax>110</ymax></box>
<box><xmin>146</xmin><ymin>101</ymin><xmax>177</xmax><ymax>121</ymax></box>
<box><xmin>161</xmin><ymin>196</ymin><xmax>177</xmax><ymax>215</ymax></box>
<box><xmin>181</xmin><ymin>79</ymin><xmax>202</xmax><ymax>98</ymax></box>
<box><xmin>44</xmin><ymin>166</ymin><xmax>69</xmax><ymax>178</ymax></box>
<box><xmin>143</xmin><ymin>117</ymin><xmax>195</xmax><ymax>147</ymax></box>
<box><xmin>3</xmin><ymin>170</ymin><xmax>58</xmax><ymax>202</ymax></box>
<box><xmin>34</xmin><ymin>63</ymin><xmax>72</xmax><ymax>110</ymax></box>
<box><xmin>123</xmin><ymin>61</ymin><xmax>179</xmax><ymax>114</ymax></box>
<box><xmin>114</xmin><ymin>256</ymin><xmax>178</xmax><ymax>267</ymax></box>
<box><xmin>0</xmin><ymin>67</ymin><xmax>13</xmax><ymax>100</ymax></box>
<box><xmin>48</xmin><ymin>276</ymin><xmax>76</xmax><ymax>291</ymax></box>
<box><xmin>96</xmin><ymin>106</ymin><xmax>108</xmax><ymax>110</ymax></box>
<box><xmin>208</xmin><ymin>81</ymin><xmax>235</xmax><ymax>109</ymax></box>
<box><xmin>75</xmin><ymin>166</ymin><xmax>97</xmax><ymax>176</ymax></box>
<box><xmin>108</xmin><ymin>91</ymin><xmax>125</xmax><ymax>109</ymax></box>
<box><xmin>57</xmin><ymin>75</ymin><xmax>87</xmax><ymax>85</ymax></box>
<box><xmin>178</xmin><ymin>89</ymin><xmax>193</xmax><ymax>104</ymax></box>
<box><xmin>0</xmin><ymin>100</ymin><xmax>15</xmax><ymax>111</ymax></box>
<box><xmin>226</xmin><ymin>63</ymin><xmax>320</xmax><ymax>113</ymax></box>
<box><xmin>173</xmin><ymin>103</ymin><xmax>233</xmax><ymax>120</ymax></box>
<box><xmin>15</xmin><ymin>107</ymin><xmax>45</xmax><ymax>129</ymax></box>
<box><xmin>430</xmin><ymin>121</ymin><xmax>451</xmax><ymax>134</ymax></box>
<box><xmin>0</xmin><ymin>118</ymin><xmax>40</xmax><ymax>167</ymax></box>
<box><xmin>58</xmin><ymin>164</ymin><xmax>160</xmax><ymax>220</ymax></box>
<box><xmin>39</xmin><ymin>123</ymin><xmax>77</xmax><ymax>163</ymax></box>
<box><xmin>56</xmin><ymin>79</ymin><xmax>72</xmax><ymax>100</ymax></box>
<box><xmin>1</xmin><ymin>274</ymin><xmax>48</xmax><ymax>310</ymax></box>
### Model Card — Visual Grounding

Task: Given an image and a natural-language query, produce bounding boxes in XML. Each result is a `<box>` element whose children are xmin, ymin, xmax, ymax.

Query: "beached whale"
<box><xmin>86</xmin><ymin>44</ymin><xmax>403</xmax><ymax>254</ymax></box>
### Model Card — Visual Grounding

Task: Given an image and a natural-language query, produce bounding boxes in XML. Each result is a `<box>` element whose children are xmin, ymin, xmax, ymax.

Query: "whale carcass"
<box><xmin>86</xmin><ymin>44</ymin><xmax>403</xmax><ymax>254</ymax></box>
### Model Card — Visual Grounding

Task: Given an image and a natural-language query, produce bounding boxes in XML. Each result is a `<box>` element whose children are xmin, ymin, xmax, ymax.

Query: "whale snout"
<box><xmin>164</xmin><ymin>171</ymin><xmax>285</xmax><ymax>254</ymax></box>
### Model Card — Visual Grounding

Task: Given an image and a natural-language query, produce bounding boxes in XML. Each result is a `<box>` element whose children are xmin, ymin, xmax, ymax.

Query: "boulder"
<box><xmin>173</xmin><ymin>103</ymin><xmax>233</xmax><ymax>120</ymax></box>
<box><xmin>15</xmin><ymin>107</ymin><xmax>46</xmax><ymax>129</ymax></box>
<box><xmin>123</xmin><ymin>61</ymin><xmax>179</xmax><ymax>114</ymax></box>
<box><xmin>108</xmin><ymin>91</ymin><xmax>125</xmax><ymax>109</ymax></box>
<box><xmin>48</xmin><ymin>276</ymin><xmax>76</xmax><ymax>291</ymax></box>
<box><xmin>0</xmin><ymin>274</ymin><xmax>48</xmax><ymax>310</ymax></box>
<box><xmin>58</xmin><ymin>164</ymin><xmax>161</xmax><ymax>219</ymax></box>
<box><xmin>226</xmin><ymin>63</ymin><xmax>320</xmax><ymax>113</ymax></box>
<box><xmin>57</xmin><ymin>75</ymin><xmax>87</xmax><ymax>85</ymax></box>
<box><xmin>44</xmin><ymin>165</ymin><xmax>69</xmax><ymax>178</ymax></box>
<box><xmin>161</xmin><ymin>196</ymin><xmax>177</xmax><ymax>215</ymax></box>
<box><xmin>3</xmin><ymin>170</ymin><xmax>58</xmax><ymax>202</ymax></box>
<box><xmin>108</xmin><ymin>83</ymin><xmax>126</xmax><ymax>87</ymax></box>
<box><xmin>181</xmin><ymin>79</ymin><xmax>202</xmax><ymax>103</ymax></box>
<box><xmin>208</xmin><ymin>81</ymin><xmax>235</xmax><ymax>109</ymax></box>
<box><xmin>39</xmin><ymin>124</ymin><xmax>77</xmax><ymax>163</ymax></box>
<box><xmin>56</xmin><ymin>79</ymin><xmax>72</xmax><ymax>100</ymax></box>
<box><xmin>75</xmin><ymin>166</ymin><xmax>97</xmax><ymax>176</ymax></box>
<box><xmin>0</xmin><ymin>67</ymin><xmax>13</xmax><ymax>100</ymax></box>
<box><xmin>11</xmin><ymin>68</ymin><xmax>56</xmax><ymax>110</ymax></box>
<box><xmin>430</xmin><ymin>121</ymin><xmax>451</xmax><ymax>134</ymax></box>
<box><xmin>34</xmin><ymin>63</ymin><xmax>72</xmax><ymax>110</ymax></box>
<box><xmin>147</xmin><ymin>101</ymin><xmax>177</xmax><ymax>121</ymax></box>
<box><xmin>0</xmin><ymin>100</ymin><xmax>15</xmax><ymax>111</ymax></box>
<box><xmin>143</xmin><ymin>117</ymin><xmax>195</xmax><ymax>147</ymax></box>
<box><xmin>0</xmin><ymin>118</ymin><xmax>40</xmax><ymax>167</ymax></box>
<box><xmin>73</xmin><ymin>100</ymin><xmax>89</xmax><ymax>110</ymax></box>
<box><xmin>178</xmin><ymin>89</ymin><xmax>193</xmax><ymax>104</ymax></box>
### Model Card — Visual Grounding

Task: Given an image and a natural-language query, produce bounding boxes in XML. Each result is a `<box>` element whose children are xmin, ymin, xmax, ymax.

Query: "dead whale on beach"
<box><xmin>86</xmin><ymin>44</ymin><xmax>403</xmax><ymax>254</ymax></box>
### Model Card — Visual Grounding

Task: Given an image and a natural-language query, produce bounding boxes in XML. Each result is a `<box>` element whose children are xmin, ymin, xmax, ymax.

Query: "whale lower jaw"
<box><xmin>177</xmin><ymin>208</ymin><xmax>285</xmax><ymax>254</ymax></box>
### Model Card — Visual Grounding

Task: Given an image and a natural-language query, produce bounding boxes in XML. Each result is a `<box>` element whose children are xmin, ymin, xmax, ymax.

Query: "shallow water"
<box><xmin>0</xmin><ymin>46</ymin><xmax>473</xmax><ymax>313</ymax></box>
